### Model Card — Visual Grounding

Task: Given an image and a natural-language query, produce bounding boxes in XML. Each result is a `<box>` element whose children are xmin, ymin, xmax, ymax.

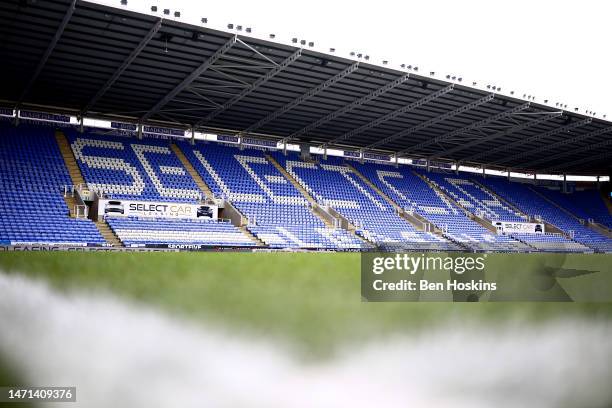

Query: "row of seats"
<box><xmin>68</xmin><ymin>130</ymin><xmax>201</xmax><ymax>202</ymax></box>
<box><xmin>1</xmin><ymin>122</ymin><xmax>609</xmax><ymax>251</ymax></box>
<box><xmin>179</xmin><ymin>142</ymin><xmax>368</xmax><ymax>250</ymax></box>
<box><xmin>270</xmin><ymin>152</ymin><xmax>460</xmax><ymax>251</ymax></box>
<box><xmin>107</xmin><ymin>217</ymin><xmax>255</xmax><ymax>247</ymax></box>
<box><xmin>479</xmin><ymin>177</ymin><xmax>612</xmax><ymax>253</ymax></box>
<box><xmin>534</xmin><ymin>187</ymin><xmax>612</xmax><ymax>230</ymax></box>
<box><xmin>0</xmin><ymin>124</ymin><xmax>105</xmax><ymax>245</ymax></box>
<box><xmin>351</xmin><ymin>161</ymin><xmax>530</xmax><ymax>252</ymax></box>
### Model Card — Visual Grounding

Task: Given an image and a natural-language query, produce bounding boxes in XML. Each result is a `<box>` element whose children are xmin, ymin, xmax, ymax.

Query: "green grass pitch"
<box><xmin>1</xmin><ymin>252</ymin><xmax>610</xmax><ymax>357</ymax></box>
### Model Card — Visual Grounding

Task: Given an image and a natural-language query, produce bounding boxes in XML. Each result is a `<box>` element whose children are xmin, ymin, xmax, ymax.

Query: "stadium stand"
<box><xmin>0</xmin><ymin>124</ymin><xmax>105</xmax><ymax>245</ymax></box>
<box><xmin>479</xmin><ymin>177</ymin><xmax>610</xmax><ymax>252</ymax></box>
<box><xmin>413</xmin><ymin>169</ymin><xmax>591</xmax><ymax>252</ymax></box>
<box><xmin>64</xmin><ymin>130</ymin><xmax>258</xmax><ymax>248</ymax></box>
<box><xmin>534</xmin><ymin>187</ymin><xmax>612</xmax><ymax>230</ymax></box>
<box><xmin>67</xmin><ymin>130</ymin><xmax>201</xmax><ymax>202</ymax></box>
<box><xmin>107</xmin><ymin>217</ymin><xmax>255</xmax><ymax>247</ymax></box>
<box><xmin>351</xmin><ymin>161</ymin><xmax>530</xmax><ymax>252</ymax></box>
<box><xmin>268</xmin><ymin>152</ymin><xmax>460</xmax><ymax>250</ymax></box>
<box><xmin>1</xmin><ymin>119</ymin><xmax>610</xmax><ymax>252</ymax></box>
<box><xmin>178</xmin><ymin>142</ymin><xmax>366</xmax><ymax>250</ymax></box>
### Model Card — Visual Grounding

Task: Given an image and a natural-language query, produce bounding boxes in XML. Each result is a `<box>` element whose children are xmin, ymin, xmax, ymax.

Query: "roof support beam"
<box><xmin>544</xmin><ymin>140</ymin><xmax>612</xmax><ymax>172</ymax></box>
<box><xmin>509</xmin><ymin>126</ymin><xmax>612</xmax><ymax>169</ymax></box>
<box><xmin>482</xmin><ymin>118</ymin><xmax>592</xmax><ymax>165</ymax></box>
<box><xmin>441</xmin><ymin>112</ymin><xmax>562</xmax><ymax>162</ymax></box>
<box><xmin>141</xmin><ymin>35</ymin><xmax>237</xmax><ymax>122</ymax></box>
<box><xmin>524</xmin><ymin>127</ymin><xmax>612</xmax><ymax>168</ymax></box>
<box><xmin>195</xmin><ymin>48</ymin><xmax>302</xmax><ymax>128</ymax></box>
<box><xmin>82</xmin><ymin>18</ymin><xmax>162</xmax><ymax>115</ymax></box>
<box><xmin>17</xmin><ymin>0</ymin><xmax>76</xmax><ymax>107</ymax></box>
<box><xmin>241</xmin><ymin>62</ymin><xmax>360</xmax><ymax>134</ymax></box>
<box><xmin>411</xmin><ymin>102</ymin><xmax>531</xmax><ymax>158</ymax></box>
<box><xmin>326</xmin><ymin>84</ymin><xmax>454</xmax><ymax>147</ymax></box>
<box><xmin>367</xmin><ymin>93</ymin><xmax>495</xmax><ymax>151</ymax></box>
<box><xmin>280</xmin><ymin>73</ymin><xmax>411</xmax><ymax>145</ymax></box>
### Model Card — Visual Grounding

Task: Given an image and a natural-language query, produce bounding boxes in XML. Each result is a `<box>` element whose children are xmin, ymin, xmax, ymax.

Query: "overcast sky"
<box><xmin>99</xmin><ymin>0</ymin><xmax>612</xmax><ymax>119</ymax></box>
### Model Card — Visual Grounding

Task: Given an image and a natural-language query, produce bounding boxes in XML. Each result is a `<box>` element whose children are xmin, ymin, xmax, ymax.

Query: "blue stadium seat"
<box><xmin>67</xmin><ymin>130</ymin><xmax>201</xmax><ymax>202</ymax></box>
<box><xmin>178</xmin><ymin>142</ymin><xmax>366</xmax><ymax>250</ymax></box>
<box><xmin>351</xmin><ymin>161</ymin><xmax>530</xmax><ymax>252</ymax></box>
<box><xmin>0</xmin><ymin>124</ymin><xmax>104</xmax><ymax>245</ymax></box>
<box><xmin>107</xmin><ymin>216</ymin><xmax>255</xmax><ymax>247</ymax></box>
<box><xmin>269</xmin><ymin>153</ymin><xmax>459</xmax><ymax>251</ymax></box>
<box><xmin>479</xmin><ymin>177</ymin><xmax>609</xmax><ymax>252</ymax></box>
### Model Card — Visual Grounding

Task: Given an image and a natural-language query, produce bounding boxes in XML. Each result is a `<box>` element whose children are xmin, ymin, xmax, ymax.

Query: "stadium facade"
<box><xmin>0</xmin><ymin>0</ymin><xmax>611</xmax><ymax>252</ymax></box>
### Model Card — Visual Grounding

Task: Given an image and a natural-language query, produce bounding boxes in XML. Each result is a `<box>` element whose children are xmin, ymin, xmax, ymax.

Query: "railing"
<box><xmin>63</xmin><ymin>185</ymin><xmax>75</xmax><ymax>197</ymax></box>
<box><xmin>73</xmin><ymin>204</ymin><xmax>88</xmax><ymax>219</ymax></box>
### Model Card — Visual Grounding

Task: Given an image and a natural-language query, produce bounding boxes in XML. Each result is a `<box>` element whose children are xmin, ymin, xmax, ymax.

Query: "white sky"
<box><xmin>107</xmin><ymin>0</ymin><xmax>612</xmax><ymax>119</ymax></box>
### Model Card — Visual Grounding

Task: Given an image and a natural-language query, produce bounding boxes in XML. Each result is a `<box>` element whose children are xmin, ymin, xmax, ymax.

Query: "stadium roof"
<box><xmin>1</xmin><ymin>0</ymin><xmax>611</xmax><ymax>175</ymax></box>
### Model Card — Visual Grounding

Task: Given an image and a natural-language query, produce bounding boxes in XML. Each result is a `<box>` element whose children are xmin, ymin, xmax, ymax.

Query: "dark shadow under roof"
<box><xmin>0</xmin><ymin>0</ymin><xmax>610</xmax><ymax>175</ymax></box>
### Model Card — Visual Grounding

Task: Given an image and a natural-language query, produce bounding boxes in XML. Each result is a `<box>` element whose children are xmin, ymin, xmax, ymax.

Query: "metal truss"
<box><xmin>194</xmin><ymin>48</ymin><xmax>302</xmax><ymax>128</ymax></box>
<box><xmin>241</xmin><ymin>62</ymin><xmax>360</xmax><ymax>134</ymax></box>
<box><xmin>325</xmin><ymin>84</ymin><xmax>455</xmax><ymax>147</ymax></box>
<box><xmin>542</xmin><ymin>138</ymin><xmax>612</xmax><ymax>172</ymax></box>
<box><xmin>277</xmin><ymin>73</ymin><xmax>411</xmax><ymax>145</ymax></box>
<box><xmin>367</xmin><ymin>93</ymin><xmax>494</xmax><ymax>151</ymax></box>
<box><xmin>17</xmin><ymin>0</ymin><xmax>76</xmax><ymax>107</ymax></box>
<box><xmin>407</xmin><ymin>102</ymin><xmax>531</xmax><ymax>158</ymax></box>
<box><xmin>444</xmin><ymin>111</ymin><xmax>562</xmax><ymax>162</ymax></box>
<box><xmin>483</xmin><ymin>118</ymin><xmax>592</xmax><ymax>165</ymax></box>
<box><xmin>82</xmin><ymin>18</ymin><xmax>162</xmax><ymax>115</ymax></box>
<box><xmin>140</xmin><ymin>35</ymin><xmax>237</xmax><ymax>122</ymax></box>
<box><xmin>510</xmin><ymin>126</ymin><xmax>612</xmax><ymax>169</ymax></box>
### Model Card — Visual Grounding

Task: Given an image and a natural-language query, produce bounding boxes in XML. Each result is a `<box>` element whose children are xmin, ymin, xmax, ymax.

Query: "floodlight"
<box><xmin>201</xmin><ymin>17</ymin><xmax>207</xmax><ymax>23</ymax></box>
<box><xmin>174</xmin><ymin>11</ymin><xmax>180</xmax><ymax>17</ymax></box>
<box><xmin>151</xmin><ymin>6</ymin><xmax>157</xmax><ymax>12</ymax></box>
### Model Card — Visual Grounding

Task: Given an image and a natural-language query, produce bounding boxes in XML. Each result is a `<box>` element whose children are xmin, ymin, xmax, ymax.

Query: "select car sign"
<box><xmin>98</xmin><ymin>199</ymin><xmax>218</xmax><ymax>220</ymax></box>
<box><xmin>493</xmin><ymin>221</ymin><xmax>545</xmax><ymax>235</ymax></box>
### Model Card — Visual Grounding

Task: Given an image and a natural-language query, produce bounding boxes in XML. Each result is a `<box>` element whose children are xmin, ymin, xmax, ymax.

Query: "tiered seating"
<box><xmin>510</xmin><ymin>233</ymin><xmax>590</xmax><ymax>253</ymax></box>
<box><xmin>352</xmin><ymin>161</ymin><xmax>532</xmax><ymax>251</ymax></box>
<box><xmin>535</xmin><ymin>187</ymin><xmax>612</xmax><ymax>230</ymax></box>
<box><xmin>480</xmin><ymin>178</ymin><xmax>609</xmax><ymax>252</ymax></box>
<box><xmin>179</xmin><ymin>142</ymin><xmax>365</xmax><ymax>250</ymax></box>
<box><xmin>422</xmin><ymin>171</ymin><xmax>526</xmax><ymax>222</ymax></box>
<box><xmin>269</xmin><ymin>153</ymin><xmax>458</xmax><ymax>251</ymax></box>
<box><xmin>107</xmin><ymin>217</ymin><xmax>254</xmax><ymax>247</ymax></box>
<box><xmin>0</xmin><ymin>124</ymin><xmax>104</xmax><ymax>245</ymax></box>
<box><xmin>67</xmin><ymin>130</ymin><xmax>201</xmax><ymax>202</ymax></box>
